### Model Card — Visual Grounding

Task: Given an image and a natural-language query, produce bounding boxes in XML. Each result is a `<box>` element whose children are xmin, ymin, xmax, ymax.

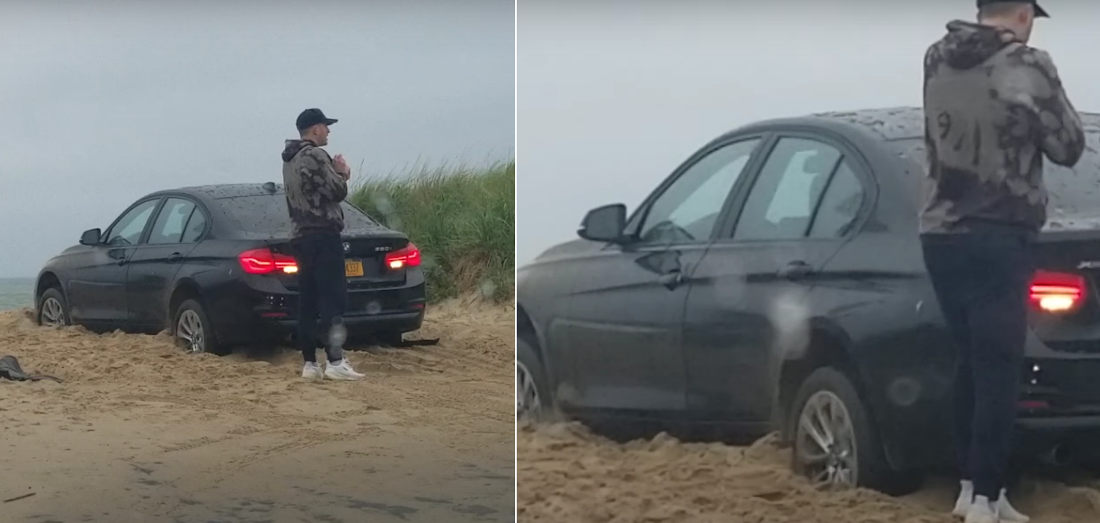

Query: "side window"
<box><xmin>105</xmin><ymin>199</ymin><xmax>160</xmax><ymax>246</ymax></box>
<box><xmin>147</xmin><ymin>198</ymin><xmax>196</xmax><ymax>245</ymax></box>
<box><xmin>181</xmin><ymin>208</ymin><xmax>208</xmax><ymax>243</ymax></box>
<box><xmin>733</xmin><ymin>137</ymin><xmax>841</xmax><ymax>241</ymax></box>
<box><xmin>637</xmin><ymin>139</ymin><xmax>760</xmax><ymax>244</ymax></box>
<box><xmin>809</xmin><ymin>162</ymin><xmax>866</xmax><ymax>238</ymax></box>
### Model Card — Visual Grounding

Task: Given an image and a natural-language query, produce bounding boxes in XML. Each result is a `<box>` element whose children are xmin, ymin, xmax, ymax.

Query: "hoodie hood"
<box><xmin>938</xmin><ymin>20</ymin><xmax>1020</xmax><ymax>70</ymax></box>
<box><xmin>281</xmin><ymin>139</ymin><xmax>314</xmax><ymax>162</ymax></box>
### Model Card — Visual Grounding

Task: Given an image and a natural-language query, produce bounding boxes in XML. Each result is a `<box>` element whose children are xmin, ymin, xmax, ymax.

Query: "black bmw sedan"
<box><xmin>35</xmin><ymin>183</ymin><xmax>426</xmax><ymax>354</ymax></box>
<box><xmin>517</xmin><ymin>107</ymin><xmax>1100</xmax><ymax>494</ymax></box>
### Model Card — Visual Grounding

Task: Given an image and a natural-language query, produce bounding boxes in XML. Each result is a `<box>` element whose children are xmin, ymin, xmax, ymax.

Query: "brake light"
<box><xmin>239</xmin><ymin>248</ymin><xmax>298</xmax><ymax>275</ymax></box>
<box><xmin>1029</xmin><ymin>270</ymin><xmax>1086</xmax><ymax>313</ymax></box>
<box><xmin>385</xmin><ymin>242</ymin><xmax>421</xmax><ymax>270</ymax></box>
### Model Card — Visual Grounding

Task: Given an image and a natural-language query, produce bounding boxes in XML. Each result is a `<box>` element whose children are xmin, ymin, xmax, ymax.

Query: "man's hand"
<box><xmin>333</xmin><ymin>154</ymin><xmax>351</xmax><ymax>181</ymax></box>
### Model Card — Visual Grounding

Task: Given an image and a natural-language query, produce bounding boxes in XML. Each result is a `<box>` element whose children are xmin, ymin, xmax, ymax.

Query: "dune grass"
<box><xmin>348</xmin><ymin>161</ymin><xmax>515</xmax><ymax>303</ymax></box>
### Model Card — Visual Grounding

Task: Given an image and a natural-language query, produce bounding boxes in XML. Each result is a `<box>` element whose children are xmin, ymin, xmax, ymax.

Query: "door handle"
<box><xmin>117</xmin><ymin>259</ymin><xmax>128</xmax><ymax>266</ymax></box>
<box><xmin>779</xmin><ymin>260</ymin><xmax>813</xmax><ymax>281</ymax></box>
<box><xmin>658</xmin><ymin>270</ymin><xmax>685</xmax><ymax>290</ymax></box>
<box><xmin>168</xmin><ymin>252</ymin><xmax>183</xmax><ymax>263</ymax></box>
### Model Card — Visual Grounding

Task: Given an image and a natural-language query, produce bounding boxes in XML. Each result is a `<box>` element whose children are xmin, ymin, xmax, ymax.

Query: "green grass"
<box><xmin>348</xmin><ymin>161</ymin><xmax>515</xmax><ymax>303</ymax></box>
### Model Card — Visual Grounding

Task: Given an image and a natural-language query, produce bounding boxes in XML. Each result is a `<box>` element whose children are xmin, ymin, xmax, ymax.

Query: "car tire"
<box><xmin>517</xmin><ymin>336</ymin><xmax>551</xmax><ymax>423</ymax></box>
<box><xmin>37</xmin><ymin>287</ymin><xmax>71</xmax><ymax>327</ymax></box>
<box><xmin>172</xmin><ymin>299</ymin><xmax>227</xmax><ymax>355</ymax></box>
<box><xmin>789</xmin><ymin>367</ymin><xmax>921</xmax><ymax>495</ymax></box>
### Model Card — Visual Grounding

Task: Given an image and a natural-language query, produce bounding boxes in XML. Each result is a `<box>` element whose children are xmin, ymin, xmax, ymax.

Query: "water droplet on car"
<box><xmin>887</xmin><ymin>377</ymin><xmax>922</xmax><ymax>406</ymax></box>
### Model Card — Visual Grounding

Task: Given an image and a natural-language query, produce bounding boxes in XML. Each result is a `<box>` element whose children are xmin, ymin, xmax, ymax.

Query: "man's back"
<box><xmin>921</xmin><ymin>20</ymin><xmax>1084</xmax><ymax>234</ymax></box>
<box><xmin>281</xmin><ymin>138</ymin><xmax>347</xmax><ymax>238</ymax></box>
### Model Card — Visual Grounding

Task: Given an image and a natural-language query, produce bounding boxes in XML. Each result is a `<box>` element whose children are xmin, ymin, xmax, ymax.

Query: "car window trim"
<box><xmin>806</xmin><ymin>157</ymin><xmax>870</xmax><ymax>239</ymax></box>
<box><xmin>802</xmin><ymin>155</ymin><xmax>845</xmax><ymax>237</ymax></box>
<box><xmin>146</xmin><ymin>197</ymin><xmax>198</xmax><ymax>245</ymax></box>
<box><xmin>182</xmin><ymin>204</ymin><xmax>212</xmax><ymax>243</ymax></box>
<box><xmin>104</xmin><ymin>197</ymin><xmax>164</xmax><ymax>247</ymax></box>
<box><xmin>155</xmin><ymin>193</ymin><xmax>212</xmax><ymax>244</ymax></box>
<box><xmin>715</xmin><ymin>127</ymin><xmax>878</xmax><ymax>244</ymax></box>
<box><xmin>623</xmin><ymin>132</ymin><xmax>771</xmax><ymax>247</ymax></box>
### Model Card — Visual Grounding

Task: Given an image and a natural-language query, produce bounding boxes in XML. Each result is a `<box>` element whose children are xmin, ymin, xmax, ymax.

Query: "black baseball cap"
<box><xmin>295</xmin><ymin>108</ymin><xmax>338</xmax><ymax>132</ymax></box>
<box><xmin>977</xmin><ymin>0</ymin><xmax>1049</xmax><ymax>18</ymax></box>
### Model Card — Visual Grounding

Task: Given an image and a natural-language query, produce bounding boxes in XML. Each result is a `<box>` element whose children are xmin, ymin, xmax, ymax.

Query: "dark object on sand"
<box><xmin>0</xmin><ymin>356</ymin><xmax>62</xmax><ymax>383</ymax></box>
<box><xmin>396</xmin><ymin>338</ymin><xmax>440</xmax><ymax>348</ymax></box>
<box><xmin>3</xmin><ymin>492</ymin><xmax>36</xmax><ymax>503</ymax></box>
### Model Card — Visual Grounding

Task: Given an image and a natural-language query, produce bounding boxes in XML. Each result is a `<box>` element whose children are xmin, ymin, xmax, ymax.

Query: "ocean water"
<box><xmin>0</xmin><ymin>278</ymin><xmax>35</xmax><ymax>311</ymax></box>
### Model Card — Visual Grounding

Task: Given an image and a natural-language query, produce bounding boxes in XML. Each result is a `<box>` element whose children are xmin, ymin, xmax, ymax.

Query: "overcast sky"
<box><xmin>517</xmin><ymin>0</ymin><xmax>1100</xmax><ymax>266</ymax></box>
<box><xmin>0</xmin><ymin>0</ymin><xmax>514</xmax><ymax>278</ymax></box>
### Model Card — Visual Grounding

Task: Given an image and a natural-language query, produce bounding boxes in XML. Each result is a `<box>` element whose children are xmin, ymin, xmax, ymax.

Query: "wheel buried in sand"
<box><xmin>176</xmin><ymin>309</ymin><xmax>206</xmax><ymax>353</ymax></box>
<box><xmin>39</xmin><ymin>296</ymin><xmax>67</xmax><ymax>327</ymax></box>
<box><xmin>516</xmin><ymin>360</ymin><xmax>542</xmax><ymax>422</ymax></box>
<box><xmin>794</xmin><ymin>390</ymin><xmax>859</xmax><ymax>490</ymax></box>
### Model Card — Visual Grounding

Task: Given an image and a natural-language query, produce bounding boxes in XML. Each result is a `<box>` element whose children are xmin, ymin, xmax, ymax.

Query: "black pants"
<box><xmin>292</xmin><ymin>231</ymin><xmax>347</xmax><ymax>363</ymax></box>
<box><xmin>921</xmin><ymin>232</ymin><xmax>1035</xmax><ymax>501</ymax></box>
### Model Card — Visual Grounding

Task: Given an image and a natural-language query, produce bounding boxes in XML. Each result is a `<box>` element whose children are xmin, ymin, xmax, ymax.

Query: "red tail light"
<box><xmin>385</xmin><ymin>242</ymin><xmax>421</xmax><ymax>270</ymax></box>
<box><xmin>239</xmin><ymin>248</ymin><xmax>298</xmax><ymax>275</ymax></box>
<box><xmin>1029</xmin><ymin>270</ymin><xmax>1086</xmax><ymax>313</ymax></box>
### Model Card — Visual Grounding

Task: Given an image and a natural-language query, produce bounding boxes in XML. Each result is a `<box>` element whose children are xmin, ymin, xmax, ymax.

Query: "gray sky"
<box><xmin>517</xmin><ymin>0</ymin><xmax>1100</xmax><ymax>266</ymax></box>
<box><xmin>0</xmin><ymin>0</ymin><xmax>514</xmax><ymax>278</ymax></box>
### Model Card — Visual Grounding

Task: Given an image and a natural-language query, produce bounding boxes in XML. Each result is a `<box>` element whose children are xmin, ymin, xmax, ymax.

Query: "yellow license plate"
<box><xmin>345</xmin><ymin>260</ymin><xmax>364</xmax><ymax>277</ymax></box>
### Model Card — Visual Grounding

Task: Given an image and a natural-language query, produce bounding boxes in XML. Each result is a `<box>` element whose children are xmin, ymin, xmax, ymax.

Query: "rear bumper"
<box><xmin>207</xmin><ymin>271</ymin><xmax>427</xmax><ymax>345</ymax></box>
<box><xmin>1017</xmin><ymin>415</ymin><xmax>1100</xmax><ymax>430</ymax></box>
<box><xmin>871</xmin><ymin>337</ymin><xmax>1100</xmax><ymax>470</ymax></box>
<box><xmin>274</xmin><ymin>309</ymin><xmax>425</xmax><ymax>332</ymax></box>
<box><xmin>1014</xmin><ymin>415</ymin><xmax>1100</xmax><ymax>461</ymax></box>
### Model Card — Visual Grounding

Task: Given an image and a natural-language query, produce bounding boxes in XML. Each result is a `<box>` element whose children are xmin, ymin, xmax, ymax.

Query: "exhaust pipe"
<box><xmin>1038</xmin><ymin>443</ymin><xmax>1071</xmax><ymax>466</ymax></box>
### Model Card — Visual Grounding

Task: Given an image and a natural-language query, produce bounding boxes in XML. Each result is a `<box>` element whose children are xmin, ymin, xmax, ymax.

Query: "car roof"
<box><xmin>144</xmin><ymin>183</ymin><xmax>284</xmax><ymax>201</ymax></box>
<box><xmin>724</xmin><ymin>106</ymin><xmax>1100</xmax><ymax>143</ymax></box>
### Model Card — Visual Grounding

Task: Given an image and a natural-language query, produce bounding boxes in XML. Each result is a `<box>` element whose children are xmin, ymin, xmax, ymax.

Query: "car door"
<box><xmin>67</xmin><ymin>198</ymin><xmax>162</xmax><ymax>325</ymax></box>
<box><xmin>557</xmin><ymin>137</ymin><xmax>765</xmax><ymax>414</ymax></box>
<box><xmin>127</xmin><ymin>197</ymin><xmax>204</xmax><ymax>330</ymax></box>
<box><xmin>682</xmin><ymin>134</ymin><xmax>874</xmax><ymax>422</ymax></box>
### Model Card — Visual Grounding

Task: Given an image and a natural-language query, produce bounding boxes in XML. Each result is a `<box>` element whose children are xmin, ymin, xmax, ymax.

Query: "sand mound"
<box><xmin>518</xmin><ymin>422</ymin><xmax>1100</xmax><ymax>523</ymax></box>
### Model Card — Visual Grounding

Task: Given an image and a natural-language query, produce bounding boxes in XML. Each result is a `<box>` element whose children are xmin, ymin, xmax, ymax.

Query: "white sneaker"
<box><xmin>301</xmin><ymin>361</ymin><xmax>323</xmax><ymax>381</ymax></box>
<box><xmin>324</xmin><ymin>358</ymin><xmax>365</xmax><ymax>381</ymax></box>
<box><xmin>996</xmin><ymin>488</ymin><xmax>1030</xmax><ymax>523</ymax></box>
<box><xmin>953</xmin><ymin>480</ymin><xmax>974</xmax><ymax>517</ymax></box>
<box><xmin>954</xmin><ymin>483</ymin><xmax>1029</xmax><ymax>523</ymax></box>
<box><xmin>964</xmin><ymin>495</ymin><xmax>997</xmax><ymax>523</ymax></box>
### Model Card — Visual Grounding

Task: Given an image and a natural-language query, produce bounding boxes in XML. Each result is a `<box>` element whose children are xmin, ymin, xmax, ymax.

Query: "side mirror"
<box><xmin>80</xmin><ymin>228</ymin><xmax>102</xmax><ymax>246</ymax></box>
<box><xmin>578</xmin><ymin>204</ymin><xmax>627</xmax><ymax>243</ymax></box>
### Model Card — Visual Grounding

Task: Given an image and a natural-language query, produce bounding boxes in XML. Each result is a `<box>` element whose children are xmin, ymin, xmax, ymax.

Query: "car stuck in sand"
<box><xmin>517</xmin><ymin>107</ymin><xmax>1100</xmax><ymax>494</ymax></box>
<box><xmin>34</xmin><ymin>183</ymin><xmax>426</xmax><ymax>354</ymax></box>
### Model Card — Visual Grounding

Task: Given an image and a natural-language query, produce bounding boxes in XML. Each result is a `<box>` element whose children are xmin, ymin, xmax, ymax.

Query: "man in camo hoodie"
<box><xmin>920</xmin><ymin>2</ymin><xmax>1083</xmax><ymax>522</ymax></box>
<box><xmin>283</xmin><ymin>108</ymin><xmax>365</xmax><ymax>382</ymax></box>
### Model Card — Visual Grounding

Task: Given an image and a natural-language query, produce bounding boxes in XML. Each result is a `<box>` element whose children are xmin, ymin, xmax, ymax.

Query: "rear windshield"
<box><xmin>217</xmin><ymin>194</ymin><xmax>380</xmax><ymax>234</ymax></box>
<box><xmin>894</xmin><ymin>132</ymin><xmax>1100</xmax><ymax>219</ymax></box>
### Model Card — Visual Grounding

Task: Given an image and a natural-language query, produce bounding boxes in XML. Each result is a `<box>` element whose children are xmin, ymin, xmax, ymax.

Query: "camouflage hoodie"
<box><xmin>921</xmin><ymin>20</ymin><xmax>1084</xmax><ymax>234</ymax></box>
<box><xmin>281</xmin><ymin>139</ymin><xmax>347</xmax><ymax>238</ymax></box>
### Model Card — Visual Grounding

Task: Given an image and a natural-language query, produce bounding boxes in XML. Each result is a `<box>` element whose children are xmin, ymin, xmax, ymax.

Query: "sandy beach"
<box><xmin>0</xmin><ymin>299</ymin><xmax>514</xmax><ymax>522</ymax></box>
<box><xmin>518</xmin><ymin>422</ymin><xmax>1100</xmax><ymax>523</ymax></box>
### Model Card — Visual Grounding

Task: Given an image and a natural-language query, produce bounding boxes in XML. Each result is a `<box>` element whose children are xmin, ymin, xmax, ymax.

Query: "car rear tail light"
<box><xmin>239</xmin><ymin>248</ymin><xmax>299</xmax><ymax>275</ymax></box>
<box><xmin>1029</xmin><ymin>270</ymin><xmax>1086</xmax><ymax>313</ymax></box>
<box><xmin>385</xmin><ymin>242</ymin><xmax>421</xmax><ymax>270</ymax></box>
